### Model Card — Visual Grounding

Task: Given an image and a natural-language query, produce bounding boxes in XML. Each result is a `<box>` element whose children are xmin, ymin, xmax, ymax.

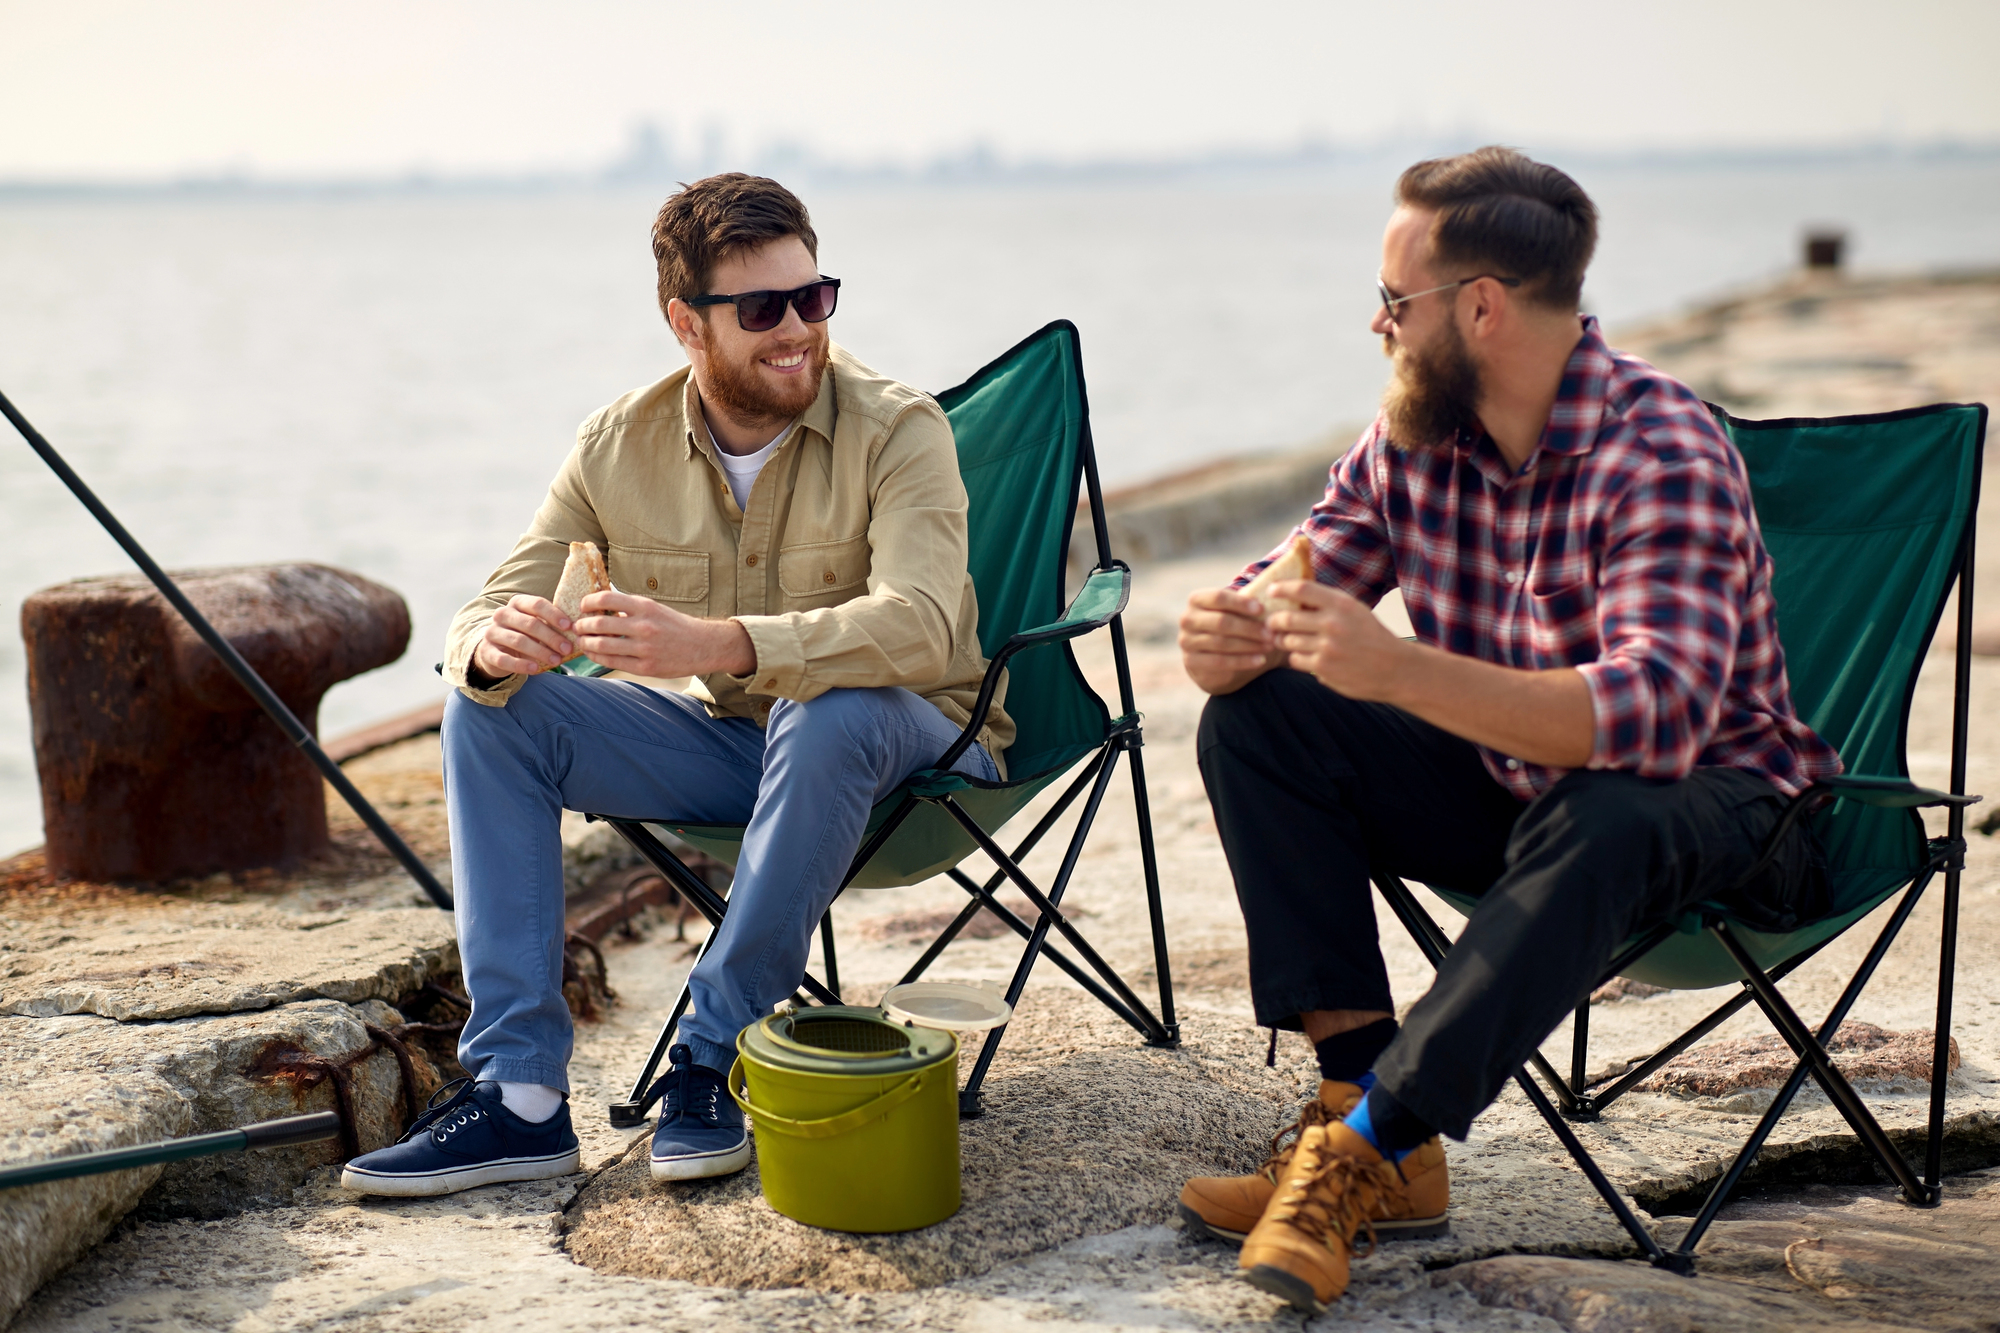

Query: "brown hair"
<box><xmin>651</xmin><ymin>174</ymin><xmax>819</xmax><ymax>318</ymax></box>
<box><xmin>1395</xmin><ymin>147</ymin><xmax>1598</xmax><ymax>310</ymax></box>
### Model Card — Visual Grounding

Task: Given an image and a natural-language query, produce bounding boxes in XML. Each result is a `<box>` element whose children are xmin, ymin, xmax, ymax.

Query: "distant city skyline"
<box><xmin>2</xmin><ymin>0</ymin><xmax>1996</xmax><ymax>182</ymax></box>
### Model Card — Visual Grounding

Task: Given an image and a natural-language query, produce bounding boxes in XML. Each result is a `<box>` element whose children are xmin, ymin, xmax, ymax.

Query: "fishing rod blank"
<box><xmin>0</xmin><ymin>1112</ymin><xmax>342</xmax><ymax>1190</ymax></box>
<box><xmin>0</xmin><ymin>387</ymin><xmax>453</xmax><ymax>911</ymax></box>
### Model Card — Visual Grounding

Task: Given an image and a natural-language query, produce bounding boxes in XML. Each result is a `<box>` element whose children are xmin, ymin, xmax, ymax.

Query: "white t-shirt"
<box><xmin>709</xmin><ymin>418</ymin><xmax>791</xmax><ymax>511</ymax></box>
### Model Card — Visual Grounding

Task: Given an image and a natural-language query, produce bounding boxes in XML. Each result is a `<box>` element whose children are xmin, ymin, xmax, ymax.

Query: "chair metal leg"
<box><xmin>947</xmin><ymin>758</ymin><xmax>1170</xmax><ymax>1115</ymax></box>
<box><xmin>941</xmin><ymin>772</ymin><xmax>1170</xmax><ymax>1046</ymax></box>
<box><xmin>1668</xmin><ymin>872</ymin><xmax>1934</xmax><ymax>1258</ymax></box>
<box><xmin>1568</xmin><ymin>1002</ymin><xmax>1594</xmax><ymax>1121</ymax></box>
<box><xmin>1929</xmin><ymin>850</ymin><xmax>1963</xmax><ymax>1187</ymax></box>
<box><xmin>894</xmin><ymin>753</ymin><xmax>1110</xmax><ymax>988</ymax></box>
<box><xmin>1125</xmin><ymin>739</ymin><xmax>1179</xmax><ymax>1044</ymax></box>
<box><xmin>900</xmin><ymin>882</ymin><xmax>990</xmax><ymax>982</ymax></box>
<box><xmin>1511</xmin><ymin>1064</ymin><xmax>1677</xmax><ymax>1269</ymax></box>
<box><xmin>820</xmin><ymin>909</ymin><xmax>840</xmax><ymax>1001</ymax></box>
<box><xmin>1372</xmin><ymin>873</ymin><xmax>1587</xmax><ymax>1116</ymax></box>
<box><xmin>607</xmin><ymin>943</ymin><xmax>710</xmax><ymax>1128</ymax></box>
<box><xmin>1712</xmin><ymin>921</ymin><xmax>1937</xmax><ymax>1207</ymax></box>
<box><xmin>604</xmin><ymin>820</ymin><xmax>729</xmax><ymax>925</ymax></box>
<box><xmin>913</xmin><ymin>869</ymin><xmax>1152</xmax><ymax>1036</ymax></box>
<box><xmin>1584</xmin><ymin>936</ymin><xmax>1838</xmax><ymax>1116</ymax></box>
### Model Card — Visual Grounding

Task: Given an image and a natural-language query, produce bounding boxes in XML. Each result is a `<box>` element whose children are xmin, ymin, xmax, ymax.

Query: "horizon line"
<box><xmin>4</xmin><ymin>134</ymin><xmax>1998</xmax><ymax>199</ymax></box>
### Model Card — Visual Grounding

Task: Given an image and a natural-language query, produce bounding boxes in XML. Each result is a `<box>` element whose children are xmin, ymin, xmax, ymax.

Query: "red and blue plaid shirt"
<box><xmin>1236</xmin><ymin>316</ymin><xmax>1841</xmax><ymax>801</ymax></box>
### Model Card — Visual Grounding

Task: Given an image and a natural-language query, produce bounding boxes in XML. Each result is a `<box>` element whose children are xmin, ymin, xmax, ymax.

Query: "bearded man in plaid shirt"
<box><xmin>1174</xmin><ymin>147</ymin><xmax>1842</xmax><ymax>1313</ymax></box>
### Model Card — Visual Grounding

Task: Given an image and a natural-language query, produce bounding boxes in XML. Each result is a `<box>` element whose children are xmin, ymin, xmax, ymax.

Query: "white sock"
<box><xmin>490</xmin><ymin>1081</ymin><xmax>564</xmax><ymax>1123</ymax></box>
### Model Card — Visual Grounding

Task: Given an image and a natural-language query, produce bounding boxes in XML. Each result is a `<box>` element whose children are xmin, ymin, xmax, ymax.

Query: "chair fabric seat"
<box><xmin>1425</xmin><ymin>870</ymin><xmax>1904</xmax><ymax>991</ymax></box>
<box><xmin>659</xmin><ymin>761</ymin><xmax>1085</xmax><ymax>889</ymax></box>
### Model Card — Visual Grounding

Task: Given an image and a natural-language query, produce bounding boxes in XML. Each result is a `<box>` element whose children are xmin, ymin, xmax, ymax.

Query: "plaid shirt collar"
<box><xmin>1450</xmin><ymin>316</ymin><xmax>1612</xmax><ymax>481</ymax></box>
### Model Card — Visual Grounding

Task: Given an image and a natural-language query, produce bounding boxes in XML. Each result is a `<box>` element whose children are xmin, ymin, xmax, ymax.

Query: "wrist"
<box><xmin>1373</xmin><ymin>638</ymin><xmax>1426</xmax><ymax>708</ymax></box>
<box><xmin>466</xmin><ymin>647</ymin><xmax>507</xmax><ymax>689</ymax></box>
<box><xmin>714</xmin><ymin>619</ymin><xmax>758</xmax><ymax>678</ymax></box>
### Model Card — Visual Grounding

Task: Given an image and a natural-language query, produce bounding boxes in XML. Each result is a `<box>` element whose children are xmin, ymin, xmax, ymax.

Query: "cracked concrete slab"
<box><xmin>0</xmin><ymin>905</ymin><xmax>456</xmax><ymax>1021</ymax></box>
<box><xmin>0</xmin><ymin>999</ymin><xmax>419</xmax><ymax>1323</ymax></box>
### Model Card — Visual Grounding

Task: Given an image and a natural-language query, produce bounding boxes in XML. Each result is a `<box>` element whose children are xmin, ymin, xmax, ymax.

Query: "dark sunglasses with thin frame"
<box><xmin>686</xmin><ymin>277</ymin><xmax>841</xmax><ymax>332</ymax></box>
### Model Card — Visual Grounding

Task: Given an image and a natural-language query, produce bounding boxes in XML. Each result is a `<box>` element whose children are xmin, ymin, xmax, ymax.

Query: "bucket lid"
<box><xmin>740</xmin><ymin>1004</ymin><xmax>954</xmax><ymax>1077</ymax></box>
<box><xmin>879</xmin><ymin>981</ymin><xmax>1013</xmax><ymax>1033</ymax></box>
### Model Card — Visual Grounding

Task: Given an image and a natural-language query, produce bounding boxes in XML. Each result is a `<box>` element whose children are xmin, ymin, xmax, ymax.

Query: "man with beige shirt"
<box><xmin>339</xmin><ymin>174</ymin><xmax>1011</xmax><ymax>1198</ymax></box>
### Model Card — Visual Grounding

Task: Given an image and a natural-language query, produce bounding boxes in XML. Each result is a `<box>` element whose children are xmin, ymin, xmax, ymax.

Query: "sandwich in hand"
<box><xmin>1241</xmin><ymin>534</ymin><xmax>1312</xmax><ymax>617</ymax></box>
<box><xmin>553</xmin><ymin>541</ymin><xmax>612</xmax><ymax>626</ymax></box>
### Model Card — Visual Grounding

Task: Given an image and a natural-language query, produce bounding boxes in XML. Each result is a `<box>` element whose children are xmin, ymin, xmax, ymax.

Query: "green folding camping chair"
<box><xmin>592</xmin><ymin>320</ymin><xmax>1179</xmax><ymax>1126</ymax></box>
<box><xmin>1372</xmin><ymin>400</ymin><xmax>1988</xmax><ymax>1273</ymax></box>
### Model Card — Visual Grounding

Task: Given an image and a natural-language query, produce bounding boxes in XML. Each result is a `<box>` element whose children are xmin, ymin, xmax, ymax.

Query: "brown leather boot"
<box><xmin>1177</xmin><ymin>1080</ymin><xmax>1358</xmax><ymax>1242</ymax></box>
<box><xmin>1238</xmin><ymin>1122</ymin><xmax>1411</xmax><ymax>1313</ymax></box>
<box><xmin>1178</xmin><ymin>1083</ymin><xmax>1449</xmax><ymax>1243</ymax></box>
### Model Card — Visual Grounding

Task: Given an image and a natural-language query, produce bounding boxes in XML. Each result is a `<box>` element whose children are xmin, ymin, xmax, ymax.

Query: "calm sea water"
<box><xmin>3</xmin><ymin>157</ymin><xmax>1997</xmax><ymax>856</ymax></box>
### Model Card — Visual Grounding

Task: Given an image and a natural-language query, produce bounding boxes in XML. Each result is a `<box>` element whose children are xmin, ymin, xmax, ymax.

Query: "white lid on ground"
<box><xmin>879</xmin><ymin>981</ymin><xmax>1013</xmax><ymax>1033</ymax></box>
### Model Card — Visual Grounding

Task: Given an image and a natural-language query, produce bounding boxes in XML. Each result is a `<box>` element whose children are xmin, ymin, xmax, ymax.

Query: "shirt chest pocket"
<box><xmin>1524</xmin><ymin>580</ymin><xmax>1598</xmax><ymax>666</ymax></box>
<box><xmin>777</xmin><ymin>532</ymin><xmax>870</xmax><ymax>610</ymax></box>
<box><xmin>608</xmin><ymin>546</ymin><xmax>710</xmax><ymax>616</ymax></box>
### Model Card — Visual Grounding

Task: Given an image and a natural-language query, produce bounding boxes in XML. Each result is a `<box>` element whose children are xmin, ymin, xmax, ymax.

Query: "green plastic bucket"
<box><xmin>730</xmin><ymin>1006</ymin><xmax>961</xmax><ymax>1233</ymax></box>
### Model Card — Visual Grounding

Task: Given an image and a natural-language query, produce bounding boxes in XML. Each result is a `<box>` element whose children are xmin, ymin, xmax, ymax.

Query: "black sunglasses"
<box><xmin>686</xmin><ymin>277</ymin><xmax>841</xmax><ymax>332</ymax></box>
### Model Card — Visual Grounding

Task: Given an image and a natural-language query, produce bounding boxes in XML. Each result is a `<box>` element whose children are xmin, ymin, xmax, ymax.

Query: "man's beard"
<box><xmin>703</xmin><ymin>325</ymin><xmax>829</xmax><ymax>426</ymax></box>
<box><xmin>1380</xmin><ymin>322</ymin><xmax>1482</xmax><ymax>452</ymax></box>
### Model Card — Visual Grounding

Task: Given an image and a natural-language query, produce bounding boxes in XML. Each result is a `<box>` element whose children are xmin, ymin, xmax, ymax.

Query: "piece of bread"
<box><xmin>553</xmin><ymin>541</ymin><xmax>612</xmax><ymax>623</ymax></box>
<box><xmin>1241</xmin><ymin>534</ymin><xmax>1312</xmax><ymax>615</ymax></box>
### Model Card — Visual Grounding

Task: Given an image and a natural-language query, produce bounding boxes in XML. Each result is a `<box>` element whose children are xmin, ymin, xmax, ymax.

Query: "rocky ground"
<box><xmin>6</xmin><ymin>266</ymin><xmax>2000</xmax><ymax>1330</ymax></box>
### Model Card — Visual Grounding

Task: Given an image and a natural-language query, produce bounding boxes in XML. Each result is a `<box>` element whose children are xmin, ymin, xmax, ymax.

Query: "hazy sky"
<box><xmin>2</xmin><ymin>0</ymin><xmax>1996</xmax><ymax>178</ymax></box>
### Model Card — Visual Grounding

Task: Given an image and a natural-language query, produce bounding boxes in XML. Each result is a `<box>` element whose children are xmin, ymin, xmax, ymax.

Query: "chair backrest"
<box><xmin>1719</xmin><ymin>402</ymin><xmax>1985</xmax><ymax>915</ymax></box>
<box><xmin>937</xmin><ymin>321</ymin><xmax>1111</xmax><ymax>781</ymax></box>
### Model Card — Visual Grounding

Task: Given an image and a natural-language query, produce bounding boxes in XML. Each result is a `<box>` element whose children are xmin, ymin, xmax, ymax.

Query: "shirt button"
<box><xmin>746</xmin><ymin>554</ymin><xmax>758</xmax><ymax>567</ymax></box>
<box><xmin>646</xmin><ymin>576</ymin><xmax>658</xmax><ymax>591</ymax></box>
<box><xmin>1503</xmin><ymin>571</ymin><xmax>1521</xmax><ymax>585</ymax></box>
<box><xmin>822</xmin><ymin>570</ymin><xmax>836</xmax><ymax>585</ymax></box>
<box><xmin>763</xmin><ymin>678</ymin><xmax>776</xmax><ymax>688</ymax></box>
<box><xmin>1505</xmin><ymin>758</ymin><xmax>1522</xmax><ymax>770</ymax></box>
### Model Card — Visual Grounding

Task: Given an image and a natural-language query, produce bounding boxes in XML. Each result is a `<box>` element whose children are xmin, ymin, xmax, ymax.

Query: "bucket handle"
<box><xmin>727</xmin><ymin>1056</ymin><xmax>931</xmax><ymax>1140</ymax></box>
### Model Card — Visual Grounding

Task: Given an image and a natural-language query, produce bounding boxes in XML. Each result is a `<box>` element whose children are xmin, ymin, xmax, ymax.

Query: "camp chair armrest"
<box><xmin>1005</xmin><ymin>564</ymin><xmax>1133</xmax><ymax>647</ymax></box>
<box><xmin>929</xmin><ymin>564</ymin><xmax>1132</xmax><ymax>774</ymax></box>
<box><xmin>1813</xmin><ymin>774</ymin><xmax>1981</xmax><ymax>808</ymax></box>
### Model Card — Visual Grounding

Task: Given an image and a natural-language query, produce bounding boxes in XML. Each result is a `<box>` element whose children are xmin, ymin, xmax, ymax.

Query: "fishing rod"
<box><xmin>0</xmin><ymin>1112</ymin><xmax>341</xmax><ymax>1190</ymax></box>
<box><xmin>0</xmin><ymin>387</ymin><xmax>453</xmax><ymax>911</ymax></box>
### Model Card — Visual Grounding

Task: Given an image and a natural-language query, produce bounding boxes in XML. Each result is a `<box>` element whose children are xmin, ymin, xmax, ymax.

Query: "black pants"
<box><xmin>1197</xmin><ymin>670</ymin><xmax>1826</xmax><ymax>1140</ymax></box>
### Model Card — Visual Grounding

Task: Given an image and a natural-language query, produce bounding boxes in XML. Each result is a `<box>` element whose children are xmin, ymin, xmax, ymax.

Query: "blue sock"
<box><xmin>1341</xmin><ymin>1082</ymin><xmax>1429</xmax><ymax>1162</ymax></box>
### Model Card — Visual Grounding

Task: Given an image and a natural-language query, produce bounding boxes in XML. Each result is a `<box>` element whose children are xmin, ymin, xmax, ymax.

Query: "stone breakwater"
<box><xmin>6</xmin><ymin>265</ymin><xmax>2000</xmax><ymax>1330</ymax></box>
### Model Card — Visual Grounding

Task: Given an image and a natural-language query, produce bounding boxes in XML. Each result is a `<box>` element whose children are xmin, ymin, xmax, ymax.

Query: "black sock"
<box><xmin>1312</xmin><ymin>1017</ymin><xmax>1398</xmax><ymax>1084</ymax></box>
<box><xmin>1357</xmin><ymin>1081</ymin><xmax>1436</xmax><ymax>1158</ymax></box>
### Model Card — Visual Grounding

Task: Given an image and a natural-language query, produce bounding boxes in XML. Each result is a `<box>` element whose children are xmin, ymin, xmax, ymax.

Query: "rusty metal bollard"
<box><xmin>22</xmin><ymin>563</ymin><xmax>410</xmax><ymax>881</ymax></box>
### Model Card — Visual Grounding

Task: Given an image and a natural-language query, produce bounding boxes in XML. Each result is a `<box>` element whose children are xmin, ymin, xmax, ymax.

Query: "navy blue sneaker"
<box><xmin>649</xmin><ymin>1044</ymin><xmax>750</xmax><ymax>1181</ymax></box>
<box><xmin>340</xmin><ymin>1079</ymin><xmax>581</xmax><ymax>1197</ymax></box>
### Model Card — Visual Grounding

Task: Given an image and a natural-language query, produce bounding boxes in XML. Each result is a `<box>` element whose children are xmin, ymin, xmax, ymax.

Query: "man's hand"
<box><xmin>473</xmin><ymin>594</ymin><xmax>577</xmax><ymax>679</ymax></box>
<box><xmin>1263</xmin><ymin>579</ymin><xmax>1595</xmax><ymax>768</ymax></box>
<box><xmin>1179</xmin><ymin>587</ymin><xmax>1282</xmax><ymax>695</ymax></box>
<box><xmin>573</xmin><ymin>590</ymin><xmax>757</xmax><ymax>679</ymax></box>
<box><xmin>1266</xmin><ymin>580</ymin><xmax>1413</xmax><ymax>701</ymax></box>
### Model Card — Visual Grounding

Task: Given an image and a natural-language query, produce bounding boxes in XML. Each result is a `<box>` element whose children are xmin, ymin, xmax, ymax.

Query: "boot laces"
<box><xmin>1273</xmin><ymin>1152</ymin><xmax>1391</xmax><ymax>1260</ymax></box>
<box><xmin>1259</xmin><ymin>1098</ymin><xmax>1339</xmax><ymax>1180</ymax></box>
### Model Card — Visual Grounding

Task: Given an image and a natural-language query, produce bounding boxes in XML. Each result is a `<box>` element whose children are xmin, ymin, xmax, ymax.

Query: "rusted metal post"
<box><xmin>1804</xmin><ymin>229</ymin><xmax>1847</xmax><ymax>270</ymax></box>
<box><xmin>23</xmin><ymin>564</ymin><xmax>409</xmax><ymax>881</ymax></box>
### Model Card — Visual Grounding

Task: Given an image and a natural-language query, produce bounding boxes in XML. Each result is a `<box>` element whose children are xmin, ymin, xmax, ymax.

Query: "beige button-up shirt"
<box><xmin>443</xmin><ymin>344</ymin><xmax>1013</xmax><ymax>775</ymax></box>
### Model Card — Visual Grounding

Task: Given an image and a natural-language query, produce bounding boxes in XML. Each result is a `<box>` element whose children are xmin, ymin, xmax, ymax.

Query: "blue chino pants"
<box><xmin>440</xmin><ymin>674</ymin><xmax>996</xmax><ymax>1085</ymax></box>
